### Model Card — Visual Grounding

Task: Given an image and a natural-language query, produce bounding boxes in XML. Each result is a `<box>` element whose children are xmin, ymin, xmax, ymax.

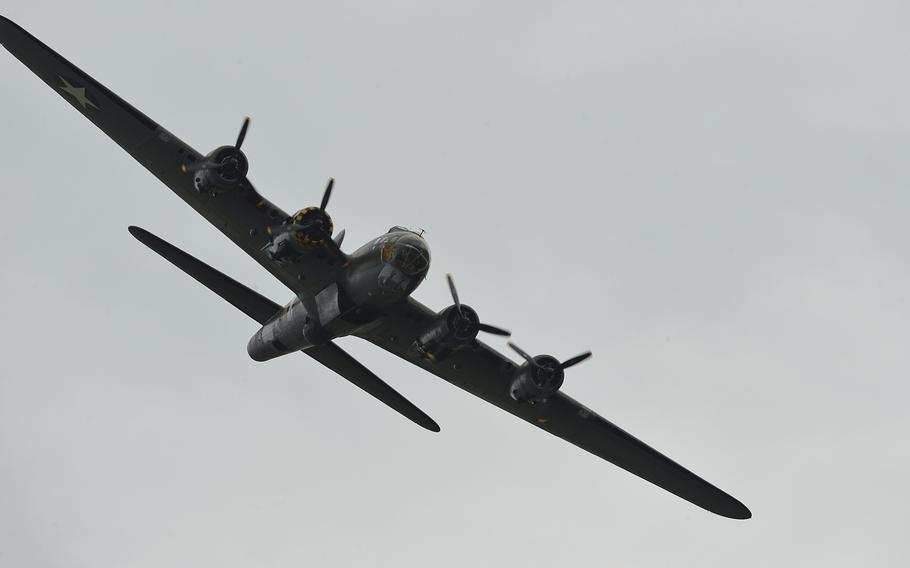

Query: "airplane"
<box><xmin>0</xmin><ymin>15</ymin><xmax>751</xmax><ymax>520</ymax></box>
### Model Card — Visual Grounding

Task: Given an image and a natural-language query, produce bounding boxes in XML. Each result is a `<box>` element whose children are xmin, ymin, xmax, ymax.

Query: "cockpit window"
<box><xmin>381</xmin><ymin>242</ymin><xmax>429</xmax><ymax>275</ymax></box>
<box><xmin>387</xmin><ymin>225</ymin><xmax>426</xmax><ymax>236</ymax></box>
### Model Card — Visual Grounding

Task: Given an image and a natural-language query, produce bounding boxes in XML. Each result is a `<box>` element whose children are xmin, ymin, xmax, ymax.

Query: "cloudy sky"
<box><xmin>1</xmin><ymin>1</ymin><xmax>908</xmax><ymax>566</ymax></box>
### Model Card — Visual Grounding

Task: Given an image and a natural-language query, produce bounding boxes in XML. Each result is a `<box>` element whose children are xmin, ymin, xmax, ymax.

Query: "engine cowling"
<box><xmin>506</xmin><ymin>343</ymin><xmax>592</xmax><ymax>403</ymax></box>
<box><xmin>263</xmin><ymin>206</ymin><xmax>334</xmax><ymax>263</ymax></box>
<box><xmin>413</xmin><ymin>274</ymin><xmax>511</xmax><ymax>360</ymax></box>
<box><xmin>288</xmin><ymin>206</ymin><xmax>334</xmax><ymax>246</ymax></box>
<box><xmin>510</xmin><ymin>355</ymin><xmax>565</xmax><ymax>403</ymax></box>
<box><xmin>193</xmin><ymin>145</ymin><xmax>249</xmax><ymax>194</ymax></box>
<box><xmin>414</xmin><ymin>304</ymin><xmax>481</xmax><ymax>361</ymax></box>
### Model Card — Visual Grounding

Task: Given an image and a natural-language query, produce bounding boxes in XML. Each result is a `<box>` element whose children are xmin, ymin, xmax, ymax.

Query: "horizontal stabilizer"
<box><xmin>128</xmin><ymin>225</ymin><xmax>439</xmax><ymax>432</ymax></box>
<box><xmin>128</xmin><ymin>226</ymin><xmax>278</xmax><ymax>325</ymax></box>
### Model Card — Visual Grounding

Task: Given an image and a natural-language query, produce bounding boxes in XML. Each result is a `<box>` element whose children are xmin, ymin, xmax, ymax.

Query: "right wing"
<box><xmin>0</xmin><ymin>16</ymin><xmax>342</xmax><ymax>299</ymax></box>
<box><xmin>128</xmin><ymin>225</ymin><xmax>439</xmax><ymax>432</ymax></box>
<box><xmin>358</xmin><ymin>297</ymin><xmax>751</xmax><ymax>519</ymax></box>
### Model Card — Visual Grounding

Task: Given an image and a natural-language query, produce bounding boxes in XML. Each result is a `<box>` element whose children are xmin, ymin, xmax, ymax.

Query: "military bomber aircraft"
<box><xmin>0</xmin><ymin>15</ymin><xmax>751</xmax><ymax>520</ymax></box>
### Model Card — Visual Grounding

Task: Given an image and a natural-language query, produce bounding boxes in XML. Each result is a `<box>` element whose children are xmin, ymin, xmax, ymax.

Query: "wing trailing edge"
<box><xmin>127</xmin><ymin>225</ymin><xmax>439</xmax><ymax>432</ymax></box>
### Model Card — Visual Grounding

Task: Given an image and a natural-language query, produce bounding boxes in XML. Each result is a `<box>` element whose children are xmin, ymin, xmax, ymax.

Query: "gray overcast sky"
<box><xmin>1</xmin><ymin>1</ymin><xmax>908</xmax><ymax>566</ymax></box>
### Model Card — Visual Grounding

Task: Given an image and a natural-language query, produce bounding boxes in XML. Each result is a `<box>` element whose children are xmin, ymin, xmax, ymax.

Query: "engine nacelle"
<box><xmin>414</xmin><ymin>304</ymin><xmax>481</xmax><ymax>361</ymax></box>
<box><xmin>193</xmin><ymin>145</ymin><xmax>249</xmax><ymax>194</ymax></box>
<box><xmin>510</xmin><ymin>355</ymin><xmax>565</xmax><ymax>403</ymax></box>
<box><xmin>263</xmin><ymin>207</ymin><xmax>334</xmax><ymax>263</ymax></box>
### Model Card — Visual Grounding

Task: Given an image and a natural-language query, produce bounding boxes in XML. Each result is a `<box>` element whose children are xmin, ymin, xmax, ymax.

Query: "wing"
<box><xmin>0</xmin><ymin>16</ymin><xmax>340</xmax><ymax>299</ymax></box>
<box><xmin>357</xmin><ymin>297</ymin><xmax>752</xmax><ymax>519</ymax></box>
<box><xmin>127</xmin><ymin>225</ymin><xmax>439</xmax><ymax>432</ymax></box>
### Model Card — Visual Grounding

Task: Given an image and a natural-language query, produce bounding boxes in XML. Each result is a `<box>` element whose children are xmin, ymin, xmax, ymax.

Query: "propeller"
<box><xmin>507</xmin><ymin>341</ymin><xmax>535</xmax><ymax>364</ymax></box>
<box><xmin>197</xmin><ymin>117</ymin><xmax>251</xmax><ymax>181</ymax></box>
<box><xmin>445</xmin><ymin>274</ymin><xmax>511</xmax><ymax>337</ymax></box>
<box><xmin>270</xmin><ymin>178</ymin><xmax>343</xmax><ymax>255</ymax></box>
<box><xmin>301</xmin><ymin>177</ymin><xmax>335</xmax><ymax>239</ymax></box>
<box><xmin>320</xmin><ymin>177</ymin><xmax>333</xmax><ymax>212</ymax></box>
<box><xmin>507</xmin><ymin>342</ymin><xmax>592</xmax><ymax>370</ymax></box>
<box><xmin>234</xmin><ymin>116</ymin><xmax>250</xmax><ymax>150</ymax></box>
<box><xmin>506</xmin><ymin>342</ymin><xmax>590</xmax><ymax>402</ymax></box>
<box><xmin>280</xmin><ymin>178</ymin><xmax>334</xmax><ymax>233</ymax></box>
<box><xmin>447</xmin><ymin>272</ymin><xmax>462</xmax><ymax>312</ymax></box>
<box><xmin>559</xmin><ymin>351</ymin><xmax>593</xmax><ymax>369</ymax></box>
<box><xmin>479</xmin><ymin>322</ymin><xmax>511</xmax><ymax>336</ymax></box>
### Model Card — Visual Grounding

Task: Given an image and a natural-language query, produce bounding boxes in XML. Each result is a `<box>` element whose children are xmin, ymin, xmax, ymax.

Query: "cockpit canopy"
<box><xmin>387</xmin><ymin>225</ymin><xmax>425</xmax><ymax>236</ymax></box>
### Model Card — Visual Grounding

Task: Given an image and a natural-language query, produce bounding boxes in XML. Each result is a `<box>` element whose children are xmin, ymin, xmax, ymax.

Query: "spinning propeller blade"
<box><xmin>234</xmin><ymin>116</ymin><xmax>250</xmax><ymax>150</ymax></box>
<box><xmin>508</xmin><ymin>342</ymin><xmax>593</xmax><ymax>370</ymax></box>
<box><xmin>478</xmin><ymin>323</ymin><xmax>511</xmax><ymax>336</ymax></box>
<box><xmin>507</xmin><ymin>342</ymin><xmax>536</xmax><ymax>365</ymax></box>
<box><xmin>446</xmin><ymin>273</ymin><xmax>462</xmax><ymax>314</ymax></box>
<box><xmin>320</xmin><ymin>177</ymin><xmax>334</xmax><ymax>212</ymax></box>
<box><xmin>195</xmin><ymin>117</ymin><xmax>251</xmax><ymax>171</ymax></box>
<box><xmin>561</xmin><ymin>351</ymin><xmax>592</xmax><ymax>369</ymax></box>
<box><xmin>446</xmin><ymin>274</ymin><xmax>510</xmax><ymax>337</ymax></box>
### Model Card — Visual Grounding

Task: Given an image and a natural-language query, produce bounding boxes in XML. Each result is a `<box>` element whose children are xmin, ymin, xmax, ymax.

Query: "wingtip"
<box><xmin>127</xmin><ymin>225</ymin><xmax>148</xmax><ymax>239</ymax></box>
<box><xmin>717</xmin><ymin>497</ymin><xmax>752</xmax><ymax>520</ymax></box>
<box><xmin>0</xmin><ymin>14</ymin><xmax>15</xmax><ymax>40</ymax></box>
<box><xmin>0</xmin><ymin>14</ymin><xmax>25</xmax><ymax>37</ymax></box>
<box><xmin>418</xmin><ymin>415</ymin><xmax>441</xmax><ymax>433</ymax></box>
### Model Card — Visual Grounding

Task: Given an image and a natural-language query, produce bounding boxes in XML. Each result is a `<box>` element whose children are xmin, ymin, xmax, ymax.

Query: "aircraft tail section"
<box><xmin>127</xmin><ymin>226</ymin><xmax>440</xmax><ymax>432</ymax></box>
<box><xmin>128</xmin><ymin>226</ymin><xmax>279</xmax><ymax>325</ymax></box>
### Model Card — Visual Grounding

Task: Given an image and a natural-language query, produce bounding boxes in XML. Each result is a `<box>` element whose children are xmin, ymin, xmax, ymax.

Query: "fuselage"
<box><xmin>247</xmin><ymin>227</ymin><xmax>430</xmax><ymax>361</ymax></box>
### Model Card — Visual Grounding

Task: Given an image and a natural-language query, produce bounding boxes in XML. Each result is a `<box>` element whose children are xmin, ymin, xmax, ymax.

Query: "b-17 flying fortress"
<box><xmin>1</xmin><ymin>15</ymin><xmax>750</xmax><ymax>519</ymax></box>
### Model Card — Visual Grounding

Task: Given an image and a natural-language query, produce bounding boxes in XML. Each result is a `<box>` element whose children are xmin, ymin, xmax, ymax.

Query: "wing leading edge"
<box><xmin>359</xmin><ymin>298</ymin><xmax>751</xmax><ymax>519</ymax></box>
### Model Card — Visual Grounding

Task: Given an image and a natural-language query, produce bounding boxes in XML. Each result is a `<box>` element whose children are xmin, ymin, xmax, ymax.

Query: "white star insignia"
<box><xmin>58</xmin><ymin>76</ymin><xmax>98</xmax><ymax>109</ymax></box>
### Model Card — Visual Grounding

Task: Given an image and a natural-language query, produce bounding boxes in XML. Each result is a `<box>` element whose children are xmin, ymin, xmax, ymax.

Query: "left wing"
<box><xmin>0</xmin><ymin>16</ymin><xmax>340</xmax><ymax>299</ymax></box>
<box><xmin>358</xmin><ymin>297</ymin><xmax>752</xmax><ymax>519</ymax></box>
